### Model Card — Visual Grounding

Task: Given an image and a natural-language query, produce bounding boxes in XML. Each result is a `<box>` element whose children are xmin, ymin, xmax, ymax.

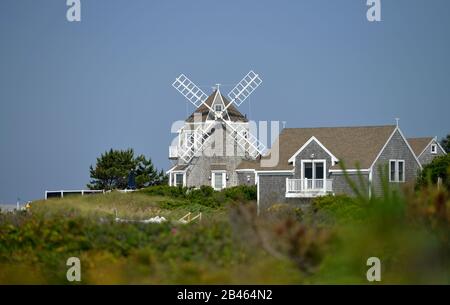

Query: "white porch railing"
<box><xmin>286</xmin><ymin>178</ymin><xmax>333</xmax><ymax>196</ymax></box>
<box><xmin>169</xmin><ymin>146</ymin><xmax>179</xmax><ymax>158</ymax></box>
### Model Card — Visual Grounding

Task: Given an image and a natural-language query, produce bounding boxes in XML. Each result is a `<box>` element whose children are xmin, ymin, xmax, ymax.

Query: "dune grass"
<box><xmin>0</xmin><ymin>183</ymin><xmax>449</xmax><ymax>284</ymax></box>
<box><xmin>31</xmin><ymin>190</ymin><xmax>230</xmax><ymax>222</ymax></box>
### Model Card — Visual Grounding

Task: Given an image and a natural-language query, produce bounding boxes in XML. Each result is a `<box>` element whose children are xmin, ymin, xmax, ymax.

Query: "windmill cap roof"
<box><xmin>185</xmin><ymin>90</ymin><xmax>248</xmax><ymax>123</ymax></box>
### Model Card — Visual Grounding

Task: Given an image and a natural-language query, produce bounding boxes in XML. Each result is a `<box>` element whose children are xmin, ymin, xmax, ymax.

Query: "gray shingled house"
<box><xmin>408</xmin><ymin>137</ymin><xmax>446</xmax><ymax>166</ymax></box>
<box><xmin>167</xmin><ymin>90</ymin><xmax>445</xmax><ymax>210</ymax></box>
<box><xmin>237</xmin><ymin>126</ymin><xmax>445</xmax><ymax>210</ymax></box>
<box><xmin>167</xmin><ymin>89</ymin><xmax>254</xmax><ymax>190</ymax></box>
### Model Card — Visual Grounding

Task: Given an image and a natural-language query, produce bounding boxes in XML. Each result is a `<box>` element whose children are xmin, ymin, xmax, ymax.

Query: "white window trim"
<box><xmin>211</xmin><ymin>170</ymin><xmax>226</xmax><ymax>190</ymax></box>
<box><xmin>431</xmin><ymin>144</ymin><xmax>437</xmax><ymax>154</ymax></box>
<box><xmin>170</xmin><ymin>172</ymin><xmax>186</xmax><ymax>187</ymax></box>
<box><xmin>389</xmin><ymin>159</ymin><xmax>405</xmax><ymax>183</ymax></box>
<box><xmin>300</xmin><ymin>159</ymin><xmax>327</xmax><ymax>180</ymax></box>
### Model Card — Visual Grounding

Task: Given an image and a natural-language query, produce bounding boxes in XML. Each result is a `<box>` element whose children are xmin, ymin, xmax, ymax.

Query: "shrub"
<box><xmin>140</xmin><ymin>185</ymin><xmax>257</xmax><ymax>209</ymax></box>
<box><xmin>223</xmin><ymin>185</ymin><xmax>257</xmax><ymax>201</ymax></box>
<box><xmin>416</xmin><ymin>154</ymin><xmax>450</xmax><ymax>191</ymax></box>
<box><xmin>140</xmin><ymin>185</ymin><xmax>188</xmax><ymax>198</ymax></box>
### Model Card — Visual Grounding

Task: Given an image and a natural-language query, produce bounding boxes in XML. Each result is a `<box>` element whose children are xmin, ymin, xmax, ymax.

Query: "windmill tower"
<box><xmin>168</xmin><ymin>71</ymin><xmax>267</xmax><ymax>190</ymax></box>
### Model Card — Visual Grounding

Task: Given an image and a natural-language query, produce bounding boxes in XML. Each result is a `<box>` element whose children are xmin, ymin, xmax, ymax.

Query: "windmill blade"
<box><xmin>172</xmin><ymin>74</ymin><xmax>209</xmax><ymax>108</ymax></box>
<box><xmin>223</xmin><ymin>120</ymin><xmax>267</xmax><ymax>158</ymax></box>
<box><xmin>178</xmin><ymin>121</ymin><xmax>216</xmax><ymax>163</ymax></box>
<box><xmin>227</xmin><ymin>70</ymin><xmax>262</xmax><ymax>106</ymax></box>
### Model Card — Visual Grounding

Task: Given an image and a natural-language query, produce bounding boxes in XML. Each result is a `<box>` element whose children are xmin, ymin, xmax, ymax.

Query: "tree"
<box><xmin>416</xmin><ymin>154</ymin><xmax>450</xmax><ymax>191</ymax></box>
<box><xmin>134</xmin><ymin>155</ymin><xmax>168</xmax><ymax>188</ymax></box>
<box><xmin>440</xmin><ymin>134</ymin><xmax>450</xmax><ymax>153</ymax></box>
<box><xmin>87</xmin><ymin>149</ymin><xmax>167</xmax><ymax>190</ymax></box>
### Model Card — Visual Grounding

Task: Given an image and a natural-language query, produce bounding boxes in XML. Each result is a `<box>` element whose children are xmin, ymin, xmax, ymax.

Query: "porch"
<box><xmin>285</xmin><ymin>178</ymin><xmax>333</xmax><ymax>198</ymax></box>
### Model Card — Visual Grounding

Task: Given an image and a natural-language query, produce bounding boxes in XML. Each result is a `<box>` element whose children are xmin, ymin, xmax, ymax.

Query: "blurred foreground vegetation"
<box><xmin>0</xmin><ymin>183</ymin><xmax>448</xmax><ymax>284</ymax></box>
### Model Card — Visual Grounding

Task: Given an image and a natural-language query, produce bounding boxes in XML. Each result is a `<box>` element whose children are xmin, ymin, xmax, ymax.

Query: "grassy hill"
<box><xmin>0</xmin><ymin>184</ymin><xmax>449</xmax><ymax>284</ymax></box>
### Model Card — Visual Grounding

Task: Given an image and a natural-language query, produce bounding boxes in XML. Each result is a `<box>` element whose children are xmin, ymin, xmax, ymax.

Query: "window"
<box><xmin>302</xmin><ymin>160</ymin><xmax>325</xmax><ymax>180</ymax></box>
<box><xmin>389</xmin><ymin>160</ymin><xmax>405</xmax><ymax>182</ymax></box>
<box><xmin>211</xmin><ymin>171</ymin><xmax>226</xmax><ymax>190</ymax></box>
<box><xmin>315</xmin><ymin>162</ymin><xmax>324</xmax><ymax>179</ymax></box>
<box><xmin>398</xmin><ymin>161</ymin><xmax>404</xmax><ymax>182</ymax></box>
<box><xmin>214</xmin><ymin>104</ymin><xmax>223</xmax><ymax>112</ymax></box>
<box><xmin>390</xmin><ymin>161</ymin><xmax>396</xmax><ymax>182</ymax></box>
<box><xmin>431</xmin><ymin>144</ymin><xmax>437</xmax><ymax>154</ymax></box>
<box><xmin>175</xmin><ymin>173</ymin><xmax>184</xmax><ymax>187</ymax></box>
<box><xmin>304</xmin><ymin>162</ymin><xmax>313</xmax><ymax>179</ymax></box>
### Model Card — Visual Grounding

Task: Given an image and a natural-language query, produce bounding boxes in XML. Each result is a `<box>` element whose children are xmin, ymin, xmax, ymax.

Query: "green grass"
<box><xmin>0</xmin><ymin>184</ymin><xmax>449</xmax><ymax>284</ymax></box>
<box><xmin>32</xmin><ymin>191</ymin><xmax>226</xmax><ymax>221</ymax></box>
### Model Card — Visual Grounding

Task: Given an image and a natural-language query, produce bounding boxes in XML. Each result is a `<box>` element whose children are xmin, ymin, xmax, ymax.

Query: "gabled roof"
<box><xmin>407</xmin><ymin>137</ymin><xmax>434</xmax><ymax>157</ymax></box>
<box><xmin>237</xmin><ymin>125</ymin><xmax>397</xmax><ymax>171</ymax></box>
<box><xmin>166</xmin><ymin>164</ymin><xmax>189</xmax><ymax>173</ymax></box>
<box><xmin>185</xmin><ymin>90</ymin><xmax>248</xmax><ymax>123</ymax></box>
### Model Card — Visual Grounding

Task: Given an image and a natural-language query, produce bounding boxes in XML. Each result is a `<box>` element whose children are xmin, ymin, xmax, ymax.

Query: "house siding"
<box><xmin>237</xmin><ymin>171</ymin><xmax>256</xmax><ymax>185</ymax></box>
<box><xmin>185</xmin><ymin>156</ymin><xmax>244</xmax><ymax>188</ymax></box>
<box><xmin>177</xmin><ymin>122</ymin><xmax>251</xmax><ymax>188</ymax></box>
<box><xmin>418</xmin><ymin>140</ymin><xmax>446</xmax><ymax>165</ymax></box>
<box><xmin>258</xmin><ymin>174</ymin><xmax>292</xmax><ymax>210</ymax></box>
<box><xmin>331</xmin><ymin>172</ymin><xmax>370</xmax><ymax>196</ymax></box>
<box><xmin>371</xmin><ymin>130</ymin><xmax>420</xmax><ymax>195</ymax></box>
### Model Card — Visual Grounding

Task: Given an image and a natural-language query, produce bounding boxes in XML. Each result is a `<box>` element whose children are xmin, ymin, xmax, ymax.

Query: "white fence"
<box><xmin>286</xmin><ymin>179</ymin><xmax>333</xmax><ymax>194</ymax></box>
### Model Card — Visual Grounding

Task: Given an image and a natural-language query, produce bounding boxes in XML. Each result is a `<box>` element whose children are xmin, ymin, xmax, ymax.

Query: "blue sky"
<box><xmin>0</xmin><ymin>0</ymin><xmax>449</xmax><ymax>203</ymax></box>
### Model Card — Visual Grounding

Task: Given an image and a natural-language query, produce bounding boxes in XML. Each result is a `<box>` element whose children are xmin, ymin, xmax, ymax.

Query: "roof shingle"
<box><xmin>185</xmin><ymin>90</ymin><xmax>248</xmax><ymax>123</ymax></box>
<box><xmin>407</xmin><ymin>137</ymin><xmax>433</xmax><ymax>157</ymax></box>
<box><xmin>237</xmin><ymin>125</ymin><xmax>397</xmax><ymax>171</ymax></box>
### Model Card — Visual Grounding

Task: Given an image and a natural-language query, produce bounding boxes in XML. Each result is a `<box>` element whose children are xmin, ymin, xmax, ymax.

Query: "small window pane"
<box><xmin>304</xmin><ymin>162</ymin><xmax>313</xmax><ymax>179</ymax></box>
<box><xmin>175</xmin><ymin>174</ymin><xmax>183</xmax><ymax>186</ymax></box>
<box><xmin>214</xmin><ymin>173</ymin><xmax>223</xmax><ymax>189</ymax></box>
<box><xmin>390</xmin><ymin>161</ymin><xmax>396</xmax><ymax>182</ymax></box>
<box><xmin>315</xmin><ymin>162</ymin><xmax>324</xmax><ymax>179</ymax></box>
<box><xmin>398</xmin><ymin>161</ymin><xmax>404</xmax><ymax>182</ymax></box>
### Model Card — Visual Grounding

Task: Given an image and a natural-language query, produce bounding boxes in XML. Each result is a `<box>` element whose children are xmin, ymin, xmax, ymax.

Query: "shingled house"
<box><xmin>167</xmin><ymin>90</ymin><xmax>445</xmax><ymax>210</ymax></box>
<box><xmin>236</xmin><ymin>125</ymin><xmax>445</xmax><ymax>210</ymax></box>
<box><xmin>167</xmin><ymin>89</ymin><xmax>253</xmax><ymax>190</ymax></box>
<box><xmin>407</xmin><ymin>137</ymin><xmax>446</xmax><ymax>165</ymax></box>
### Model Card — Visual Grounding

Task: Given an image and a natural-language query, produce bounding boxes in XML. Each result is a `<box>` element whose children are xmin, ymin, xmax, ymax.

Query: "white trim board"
<box><xmin>329</xmin><ymin>168</ymin><xmax>370</xmax><ymax>173</ymax></box>
<box><xmin>256</xmin><ymin>170</ymin><xmax>294</xmax><ymax>175</ymax></box>
<box><xmin>288</xmin><ymin>136</ymin><xmax>338</xmax><ymax>166</ymax></box>
<box><xmin>235</xmin><ymin>169</ymin><xmax>256</xmax><ymax>172</ymax></box>
<box><xmin>166</xmin><ymin>166</ymin><xmax>188</xmax><ymax>174</ymax></box>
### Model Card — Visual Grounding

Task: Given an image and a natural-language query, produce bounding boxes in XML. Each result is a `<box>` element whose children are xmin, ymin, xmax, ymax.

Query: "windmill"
<box><xmin>172</xmin><ymin>71</ymin><xmax>267</xmax><ymax>163</ymax></box>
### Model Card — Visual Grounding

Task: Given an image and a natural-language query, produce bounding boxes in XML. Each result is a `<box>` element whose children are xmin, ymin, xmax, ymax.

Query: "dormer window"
<box><xmin>214</xmin><ymin>104</ymin><xmax>223</xmax><ymax>112</ymax></box>
<box><xmin>431</xmin><ymin>144</ymin><xmax>437</xmax><ymax>154</ymax></box>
